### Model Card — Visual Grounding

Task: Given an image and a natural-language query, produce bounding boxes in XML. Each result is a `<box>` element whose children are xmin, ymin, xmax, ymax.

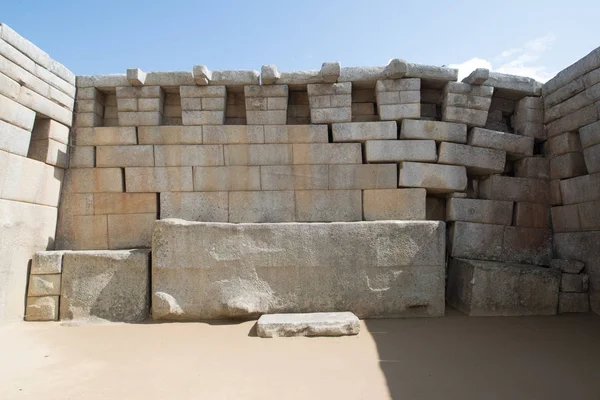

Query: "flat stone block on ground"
<box><xmin>25</xmin><ymin>296</ymin><xmax>59</xmax><ymax>321</ymax></box>
<box><xmin>60</xmin><ymin>250</ymin><xmax>150</xmax><ymax>322</ymax></box>
<box><xmin>447</xmin><ymin>258</ymin><xmax>560</xmax><ymax>316</ymax></box>
<box><xmin>151</xmin><ymin>220</ymin><xmax>445</xmax><ymax>320</ymax></box>
<box><xmin>257</xmin><ymin>312</ymin><xmax>360</xmax><ymax>338</ymax></box>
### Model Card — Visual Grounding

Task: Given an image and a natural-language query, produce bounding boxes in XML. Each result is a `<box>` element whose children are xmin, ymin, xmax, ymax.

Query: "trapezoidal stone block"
<box><xmin>400</xmin><ymin>119</ymin><xmax>467</xmax><ymax>143</ymax></box>
<box><xmin>467</xmin><ymin>127</ymin><xmax>534</xmax><ymax>159</ymax></box>
<box><xmin>151</xmin><ymin>220</ymin><xmax>446</xmax><ymax>320</ymax></box>
<box><xmin>60</xmin><ymin>250</ymin><xmax>150</xmax><ymax>322</ymax></box>
<box><xmin>447</xmin><ymin>258</ymin><xmax>560</xmax><ymax>316</ymax></box>
<box><xmin>437</xmin><ymin>142</ymin><xmax>506</xmax><ymax>175</ymax></box>
<box><xmin>398</xmin><ymin>162</ymin><xmax>467</xmax><ymax>193</ymax></box>
<box><xmin>446</xmin><ymin>198</ymin><xmax>513</xmax><ymax>225</ymax></box>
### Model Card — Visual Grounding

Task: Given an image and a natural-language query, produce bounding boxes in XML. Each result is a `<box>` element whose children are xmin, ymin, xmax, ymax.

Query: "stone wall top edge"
<box><xmin>0</xmin><ymin>22</ymin><xmax>75</xmax><ymax>85</ymax></box>
<box><xmin>157</xmin><ymin>218</ymin><xmax>445</xmax><ymax>229</ymax></box>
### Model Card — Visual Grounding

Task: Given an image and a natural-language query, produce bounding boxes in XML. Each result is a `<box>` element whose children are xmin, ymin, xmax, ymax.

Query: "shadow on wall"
<box><xmin>363</xmin><ymin>309</ymin><xmax>600</xmax><ymax>400</ymax></box>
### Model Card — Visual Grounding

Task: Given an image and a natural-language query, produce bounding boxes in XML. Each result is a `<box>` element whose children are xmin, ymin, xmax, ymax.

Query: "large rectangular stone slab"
<box><xmin>438</xmin><ymin>142</ymin><xmax>506</xmax><ymax>175</ymax></box>
<box><xmin>160</xmin><ymin>192</ymin><xmax>228</xmax><ymax>222</ymax></box>
<box><xmin>328</xmin><ymin>164</ymin><xmax>397</xmax><ymax>189</ymax></box>
<box><xmin>365</xmin><ymin>140</ymin><xmax>437</xmax><ymax>163</ymax></box>
<box><xmin>447</xmin><ymin>258</ymin><xmax>560</xmax><ymax>316</ymax></box>
<box><xmin>559</xmin><ymin>173</ymin><xmax>600</xmax><ymax>204</ymax></box>
<box><xmin>362</xmin><ymin>189</ymin><xmax>426</xmax><ymax>220</ymax></box>
<box><xmin>400</xmin><ymin>119</ymin><xmax>467</xmax><ymax>143</ymax></box>
<box><xmin>257</xmin><ymin>312</ymin><xmax>360</xmax><ymax>338</ymax></box>
<box><xmin>446</xmin><ymin>198</ymin><xmax>513</xmax><ymax>225</ymax></box>
<box><xmin>479</xmin><ymin>175</ymin><xmax>549</xmax><ymax>204</ymax></box>
<box><xmin>125</xmin><ymin>167</ymin><xmax>193</xmax><ymax>192</ymax></box>
<box><xmin>151</xmin><ymin>220</ymin><xmax>445</xmax><ymax>320</ymax></box>
<box><xmin>60</xmin><ymin>250</ymin><xmax>150</xmax><ymax>322</ymax></box>
<box><xmin>229</xmin><ymin>191</ymin><xmax>295</xmax><ymax>222</ymax></box>
<box><xmin>261</xmin><ymin>165</ymin><xmax>328</xmax><ymax>190</ymax></box>
<box><xmin>449</xmin><ymin>221</ymin><xmax>552</xmax><ymax>266</ymax></box>
<box><xmin>398</xmin><ymin>162</ymin><xmax>467</xmax><ymax>193</ymax></box>
<box><xmin>468</xmin><ymin>127</ymin><xmax>534</xmax><ymax>158</ymax></box>
<box><xmin>332</xmin><ymin>121</ymin><xmax>396</xmax><ymax>142</ymax></box>
<box><xmin>295</xmin><ymin>190</ymin><xmax>362</xmax><ymax>222</ymax></box>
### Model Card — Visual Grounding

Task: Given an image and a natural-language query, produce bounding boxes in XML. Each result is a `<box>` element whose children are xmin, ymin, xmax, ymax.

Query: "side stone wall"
<box><xmin>544</xmin><ymin>47</ymin><xmax>600</xmax><ymax>313</ymax></box>
<box><xmin>0</xmin><ymin>23</ymin><xmax>74</xmax><ymax>322</ymax></box>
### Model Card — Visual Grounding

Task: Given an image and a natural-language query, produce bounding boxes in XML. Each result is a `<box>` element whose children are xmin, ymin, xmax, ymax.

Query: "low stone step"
<box><xmin>257</xmin><ymin>312</ymin><xmax>360</xmax><ymax>338</ymax></box>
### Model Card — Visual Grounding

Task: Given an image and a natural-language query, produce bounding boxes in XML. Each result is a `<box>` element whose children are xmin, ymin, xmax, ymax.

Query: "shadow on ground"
<box><xmin>364</xmin><ymin>308</ymin><xmax>600</xmax><ymax>400</ymax></box>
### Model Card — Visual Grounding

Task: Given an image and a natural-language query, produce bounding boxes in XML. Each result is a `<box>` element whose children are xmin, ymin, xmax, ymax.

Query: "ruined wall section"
<box><xmin>0</xmin><ymin>23</ymin><xmax>75</xmax><ymax>322</ymax></box>
<box><xmin>544</xmin><ymin>47</ymin><xmax>600</xmax><ymax>314</ymax></box>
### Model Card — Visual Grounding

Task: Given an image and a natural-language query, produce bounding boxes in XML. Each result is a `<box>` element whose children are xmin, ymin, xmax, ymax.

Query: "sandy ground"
<box><xmin>1</xmin><ymin>310</ymin><xmax>599</xmax><ymax>400</ymax></box>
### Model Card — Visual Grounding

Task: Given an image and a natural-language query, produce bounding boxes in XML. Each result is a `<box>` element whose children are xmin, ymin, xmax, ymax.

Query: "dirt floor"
<box><xmin>1</xmin><ymin>309</ymin><xmax>599</xmax><ymax>400</ymax></box>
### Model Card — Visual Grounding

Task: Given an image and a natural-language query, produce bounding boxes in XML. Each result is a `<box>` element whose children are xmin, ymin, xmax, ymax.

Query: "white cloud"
<box><xmin>449</xmin><ymin>34</ymin><xmax>556</xmax><ymax>83</ymax></box>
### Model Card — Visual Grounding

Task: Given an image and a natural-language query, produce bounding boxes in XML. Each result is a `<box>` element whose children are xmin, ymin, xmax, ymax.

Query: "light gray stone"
<box><xmin>462</xmin><ymin>68</ymin><xmax>490</xmax><ymax>85</ymax></box>
<box><xmin>546</xmin><ymin>104</ymin><xmax>598</xmax><ymax>138</ymax></box>
<box><xmin>398</xmin><ymin>162</ymin><xmax>467</xmax><ymax>193</ymax></box>
<box><xmin>0</xmin><ymin>119</ymin><xmax>32</xmax><ymax>157</ymax></box>
<box><xmin>438</xmin><ymin>142</ymin><xmax>506</xmax><ymax>175</ymax></box>
<box><xmin>362</xmin><ymin>189</ymin><xmax>426</xmax><ymax>220</ymax></box>
<box><xmin>229</xmin><ymin>191</ymin><xmax>295</xmax><ymax>223</ymax></box>
<box><xmin>447</xmin><ymin>258</ymin><xmax>560</xmax><ymax>316</ymax></box>
<box><xmin>261</xmin><ymin>165</ymin><xmax>328</xmax><ymax>190</ymax></box>
<box><xmin>468</xmin><ymin>127</ymin><xmax>534</xmax><ymax>158</ymax></box>
<box><xmin>442</xmin><ymin>106</ymin><xmax>488</xmax><ymax>127</ymax></box>
<box><xmin>365</xmin><ymin>140</ymin><xmax>436</xmax><ymax>163</ymax></box>
<box><xmin>405</xmin><ymin>63</ymin><xmax>458</xmax><ymax>82</ymax></box>
<box><xmin>295</xmin><ymin>190</ymin><xmax>362</xmax><ymax>222</ymax></box>
<box><xmin>151</xmin><ymin>220</ymin><xmax>446</xmax><ymax>320</ymax></box>
<box><xmin>550</xmin><ymin>259</ymin><xmax>585</xmax><ymax>274</ymax></box>
<box><xmin>60</xmin><ymin>250</ymin><xmax>150</xmax><ymax>322</ymax></box>
<box><xmin>160</xmin><ymin>192</ymin><xmax>228</xmax><ymax>222</ymax></box>
<box><xmin>446</xmin><ymin>198</ymin><xmax>513</xmax><ymax>225</ymax></box>
<box><xmin>548</xmin><ymin>131</ymin><xmax>583</xmax><ymax>156</ymax></box>
<box><xmin>482</xmin><ymin>72</ymin><xmax>543</xmax><ymax>97</ymax></box>
<box><xmin>257</xmin><ymin>312</ymin><xmax>360</xmax><ymax>338</ymax></box>
<box><xmin>332</xmin><ymin>121</ymin><xmax>396</xmax><ymax>142</ymax></box>
<box><xmin>31</xmin><ymin>251</ymin><xmax>67</xmax><ymax>274</ymax></box>
<box><xmin>25</xmin><ymin>296</ymin><xmax>59</xmax><ymax>321</ymax></box>
<box><xmin>514</xmin><ymin>157</ymin><xmax>550</xmax><ymax>180</ymax></box>
<box><xmin>449</xmin><ymin>222</ymin><xmax>552</xmax><ymax>266</ymax></box>
<box><xmin>27</xmin><ymin>274</ymin><xmax>61</xmax><ymax>297</ymax></box>
<box><xmin>558</xmin><ymin>293</ymin><xmax>590</xmax><ymax>313</ymax></box>
<box><xmin>400</xmin><ymin>119</ymin><xmax>466</xmax><ymax>143</ymax></box>
<box><xmin>210</xmin><ymin>70</ymin><xmax>260</xmax><ymax>86</ymax></box>
<box><xmin>319</xmin><ymin>62</ymin><xmax>341</xmax><ymax>83</ymax></box>
<box><xmin>261</xmin><ymin>64</ymin><xmax>280</xmax><ymax>85</ymax></box>
<box><xmin>328</xmin><ymin>164</ymin><xmax>396</xmax><ymax>190</ymax></box>
<box><xmin>126</xmin><ymin>68</ymin><xmax>146</xmax><ymax>86</ymax></box>
<box><xmin>193</xmin><ymin>65</ymin><xmax>212</xmax><ymax>85</ymax></box>
<box><xmin>543</xmin><ymin>47</ymin><xmax>600</xmax><ymax>96</ymax></box>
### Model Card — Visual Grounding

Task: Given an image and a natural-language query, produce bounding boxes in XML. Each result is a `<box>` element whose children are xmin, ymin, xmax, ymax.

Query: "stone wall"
<box><xmin>544</xmin><ymin>48</ymin><xmax>600</xmax><ymax>313</ymax></box>
<box><xmin>0</xmin><ymin>24</ymin><xmax>74</xmax><ymax>322</ymax></box>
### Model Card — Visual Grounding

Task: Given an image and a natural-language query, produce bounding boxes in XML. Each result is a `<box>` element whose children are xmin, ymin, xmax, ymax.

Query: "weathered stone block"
<box><xmin>224</xmin><ymin>144</ymin><xmax>292</xmax><ymax>166</ymax></box>
<box><xmin>365</xmin><ymin>140</ymin><xmax>436</xmax><ymax>163</ymax></box>
<box><xmin>468</xmin><ymin>127</ymin><xmax>534</xmax><ymax>158</ymax></box>
<box><xmin>558</xmin><ymin>293</ymin><xmax>590</xmax><ymax>313</ymax></box>
<box><xmin>295</xmin><ymin>190</ymin><xmax>362</xmax><ymax>222</ymax></box>
<box><xmin>332</xmin><ymin>121</ymin><xmax>396</xmax><ymax>142</ymax></box>
<box><xmin>548</xmin><ymin>131</ymin><xmax>583</xmax><ymax>156</ymax></box>
<box><xmin>583</xmin><ymin>143</ymin><xmax>600</xmax><ymax>173</ymax></box>
<box><xmin>550</xmin><ymin>259</ymin><xmax>585</xmax><ymax>274</ymax></box>
<box><xmin>151</xmin><ymin>220</ymin><xmax>445</xmax><ymax>319</ymax></box>
<box><xmin>96</xmin><ymin>145</ymin><xmax>154</xmax><ymax>167</ymax></box>
<box><xmin>560</xmin><ymin>273</ymin><xmax>588</xmax><ymax>293</ymax></box>
<box><xmin>261</xmin><ymin>165</ymin><xmax>328</xmax><ymax>190</ymax></box>
<box><xmin>264</xmin><ymin>125</ymin><xmax>328</xmax><ymax>143</ymax></box>
<box><xmin>73</xmin><ymin>127</ymin><xmax>137</xmax><ymax>146</ymax></box>
<box><xmin>63</xmin><ymin>167</ymin><xmax>123</xmax><ymax>193</ymax></box>
<box><xmin>69</xmin><ymin>146</ymin><xmax>94</xmax><ymax>168</ymax></box>
<box><xmin>400</xmin><ymin>119</ymin><xmax>467</xmax><ymax>143</ymax></box>
<box><xmin>446</xmin><ymin>198</ymin><xmax>513</xmax><ymax>225</ymax></box>
<box><xmin>31</xmin><ymin>251</ymin><xmax>66</xmax><ymax>274</ymax></box>
<box><xmin>193</xmin><ymin>166</ymin><xmax>260</xmax><ymax>191</ymax></box>
<box><xmin>479</xmin><ymin>175</ymin><xmax>549</xmax><ymax>204</ymax></box>
<box><xmin>551</xmin><ymin>204</ymin><xmax>581</xmax><ymax>233</ymax></box>
<box><xmin>125</xmin><ymin>167</ymin><xmax>193</xmax><ymax>192</ymax></box>
<box><xmin>399</xmin><ymin>162</ymin><xmax>467</xmax><ymax>193</ymax></box>
<box><xmin>93</xmin><ymin>193</ymin><xmax>157</xmax><ymax>215</ymax></box>
<box><xmin>559</xmin><ymin>173</ymin><xmax>600</xmax><ymax>204</ymax></box>
<box><xmin>580</xmin><ymin>120</ymin><xmax>600</xmax><ymax>149</ymax></box>
<box><xmin>0</xmin><ymin>119</ymin><xmax>32</xmax><ymax>157</ymax></box>
<box><xmin>107</xmin><ymin>213</ymin><xmax>155</xmax><ymax>249</ymax></box>
<box><xmin>154</xmin><ymin>145</ymin><xmax>224</xmax><ymax>167</ymax></box>
<box><xmin>447</xmin><ymin>258</ymin><xmax>560</xmax><ymax>316</ymax></box>
<box><xmin>160</xmin><ymin>192</ymin><xmax>228</xmax><ymax>222</ymax></box>
<box><xmin>328</xmin><ymin>164</ymin><xmax>397</xmax><ymax>190</ymax></box>
<box><xmin>60</xmin><ymin>250</ymin><xmax>150</xmax><ymax>322</ymax></box>
<box><xmin>513</xmin><ymin>202</ymin><xmax>550</xmax><ymax>229</ymax></box>
<box><xmin>438</xmin><ymin>142</ymin><xmax>506</xmax><ymax>175</ymax></box>
<box><xmin>27</xmin><ymin>138</ymin><xmax>68</xmax><ymax>168</ymax></box>
<box><xmin>25</xmin><ymin>296</ymin><xmax>58</xmax><ymax>321</ymax></box>
<box><xmin>378</xmin><ymin>104</ymin><xmax>420</xmax><ymax>121</ymax></box>
<box><xmin>442</xmin><ymin>106</ymin><xmax>488</xmax><ymax>127</ymax></box>
<box><xmin>203</xmin><ymin>125</ymin><xmax>264</xmax><ymax>144</ymax></box>
<box><xmin>550</xmin><ymin>179</ymin><xmax>562</xmax><ymax>206</ymax></box>
<box><xmin>246</xmin><ymin>110</ymin><xmax>288</xmax><ymax>125</ymax></box>
<box><xmin>362</xmin><ymin>188</ymin><xmax>426</xmax><ymax>220</ymax></box>
<box><xmin>229</xmin><ymin>191</ymin><xmax>295</xmax><ymax>223</ymax></box>
<box><xmin>27</xmin><ymin>274</ymin><xmax>61</xmax><ymax>297</ymax></box>
<box><xmin>257</xmin><ymin>312</ymin><xmax>360</xmax><ymax>338</ymax></box>
<box><xmin>449</xmin><ymin>222</ymin><xmax>552</xmax><ymax>265</ymax></box>
<box><xmin>551</xmin><ymin>152</ymin><xmax>587</xmax><ymax>179</ymax></box>
<box><xmin>182</xmin><ymin>110</ymin><xmax>225</xmax><ymax>125</ymax></box>
<box><xmin>310</xmin><ymin>107</ymin><xmax>352</xmax><ymax>124</ymax></box>
<box><xmin>0</xmin><ymin>93</ymin><xmax>35</xmax><ymax>130</ymax></box>
<box><xmin>293</xmin><ymin>143</ymin><xmax>362</xmax><ymax>164</ymax></box>
<box><xmin>138</xmin><ymin>126</ymin><xmax>203</xmax><ymax>145</ymax></box>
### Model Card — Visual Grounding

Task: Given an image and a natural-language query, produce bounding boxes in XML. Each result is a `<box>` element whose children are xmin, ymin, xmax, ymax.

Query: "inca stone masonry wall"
<box><xmin>1</xmin><ymin>22</ymin><xmax>599</xmax><ymax>322</ymax></box>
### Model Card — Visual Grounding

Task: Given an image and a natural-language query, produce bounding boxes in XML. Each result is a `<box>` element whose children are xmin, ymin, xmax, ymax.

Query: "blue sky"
<box><xmin>3</xmin><ymin>0</ymin><xmax>599</xmax><ymax>82</ymax></box>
